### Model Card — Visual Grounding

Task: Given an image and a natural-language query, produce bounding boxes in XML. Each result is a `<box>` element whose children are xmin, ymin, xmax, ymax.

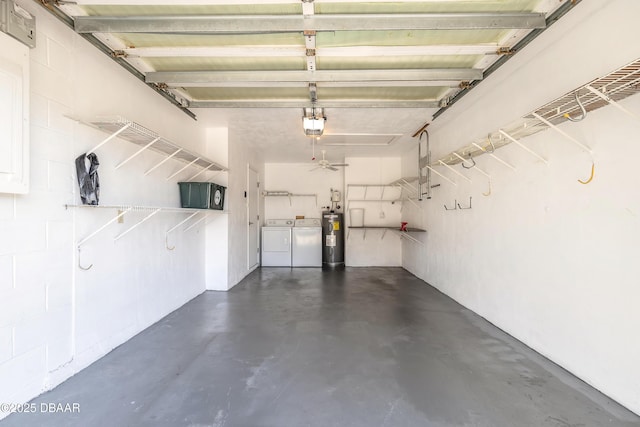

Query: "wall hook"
<box><xmin>78</xmin><ymin>248</ymin><xmax>93</xmax><ymax>271</ymax></box>
<box><xmin>483</xmin><ymin>177</ymin><xmax>492</xmax><ymax>197</ymax></box>
<box><xmin>486</xmin><ymin>134</ymin><xmax>497</xmax><ymax>153</ymax></box>
<box><xmin>563</xmin><ymin>90</ymin><xmax>587</xmax><ymax>122</ymax></box>
<box><xmin>165</xmin><ymin>234</ymin><xmax>176</xmax><ymax>251</ymax></box>
<box><xmin>461</xmin><ymin>153</ymin><xmax>476</xmax><ymax>169</ymax></box>
<box><xmin>578</xmin><ymin>162</ymin><xmax>595</xmax><ymax>185</ymax></box>
<box><xmin>444</xmin><ymin>200</ymin><xmax>457</xmax><ymax>210</ymax></box>
<box><xmin>457</xmin><ymin>197</ymin><xmax>472</xmax><ymax>210</ymax></box>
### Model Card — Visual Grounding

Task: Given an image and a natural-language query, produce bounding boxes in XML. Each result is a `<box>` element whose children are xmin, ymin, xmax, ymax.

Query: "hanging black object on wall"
<box><xmin>75</xmin><ymin>153</ymin><xmax>100</xmax><ymax>205</ymax></box>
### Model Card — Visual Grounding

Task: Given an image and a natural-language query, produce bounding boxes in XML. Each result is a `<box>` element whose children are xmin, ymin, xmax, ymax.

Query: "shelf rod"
<box><xmin>166</xmin><ymin>211</ymin><xmax>201</xmax><ymax>234</ymax></box>
<box><xmin>396</xmin><ymin>231</ymin><xmax>422</xmax><ymax>245</ymax></box>
<box><xmin>499</xmin><ymin>130</ymin><xmax>548</xmax><ymax>165</ymax></box>
<box><xmin>166</xmin><ymin>157</ymin><xmax>201</xmax><ymax>180</ymax></box>
<box><xmin>425</xmin><ymin>165</ymin><xmax>457</xmax><ymax>186</ymax></box>
<box><xmin>114</xmin><ymin>209</ymin><xmax>162</xmax><ymax>241</ymax></box>
<box><xmin>471</xmin><ymin>142</ymin><xmax>516</xmax><ymax>171</ymax></box>
<box><xmin>77</xmin><ymin>207</ymin><xmax>132</xmax><ymax>247</ymax></box>
<box><xmin>186</xmin><ymin>164</ymin><xmax>213</xmax><ymax>182</ymax></box>
<box><xmin>87</xmin><ymin>122</ymin><xmax>132</xmax><ymax>155</ymax></box>
<box><xmin>438</xmin><ymin>160</ymin><xmax>472</xmax><ymax>183</ymax></box>
<box><xmin>585</xmin><ymin>84</ymin><xmax>640</xmax><ymax>122</ymax></box>
<box><xmin>184</xmin><ymin>213</ymin><xmax>209</xmax><ymax>231</ymax></box>
<box><xmin>399</xmin><ymin>178</ymin><xmax>417</xmax><ymax>192</ymax></box>
<box><xmin>115</xmin><ymin>137</ymin><xmax>161</xmax><ymax>170</ymax></box>
<box><xmin>145</xmin><ymin>148</ymin><xmax>182</xmax><ymax>176</ymax></box>
<box><xmin>531</xmin><ymin>112</ymin><xmax>592</xmax><ymax>154</ymax></box>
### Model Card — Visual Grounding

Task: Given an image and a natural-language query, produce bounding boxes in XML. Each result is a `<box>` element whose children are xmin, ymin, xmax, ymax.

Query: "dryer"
<box><xmin>292</xmin><ymin>218</ymin><xmax>322</xmax><ymax>267</ymax></box>
<box><xmin>261</xmin><ymin>219</ymin><xmax>294</xmax><ymax>267</ymax></box>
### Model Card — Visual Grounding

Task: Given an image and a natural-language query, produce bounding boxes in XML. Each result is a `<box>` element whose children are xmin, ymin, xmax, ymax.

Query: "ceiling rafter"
<box><xmin>146</xmin><ymin>69</ymin><xmax>483</xmax><ymax>86</ymax></box>
<box><xmin>188</xmin><ymin>100</ymin><xmax>441</xmax><ymax>108</ymax></box>
<box><xmin>119</xmin><ymin>44</ymin><xmax>504</xmax><ymax>58</ymax></box>
<box><xmin>74</xmin><ymin>12</ymin><xmax>546</xmax><ymax>34</ymax></box>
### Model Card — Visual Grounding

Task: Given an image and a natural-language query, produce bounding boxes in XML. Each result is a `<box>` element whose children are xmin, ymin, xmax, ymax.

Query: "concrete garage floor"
<box><xmin>2</xmin><ymin>267</ymin><xmax>639</xmax><ymax>427</ymax></box>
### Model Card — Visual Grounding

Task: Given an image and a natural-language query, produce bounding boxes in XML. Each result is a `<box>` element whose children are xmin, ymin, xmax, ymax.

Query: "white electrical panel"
<box><xmin>0</xmin><ymin>31</ymin><xmax>29</xmax><ymax>194</ymax></box>
<box><xmin>1</xmin><ymin>0</ymin><xmax>35</xmax><ymax>48</ymax></box>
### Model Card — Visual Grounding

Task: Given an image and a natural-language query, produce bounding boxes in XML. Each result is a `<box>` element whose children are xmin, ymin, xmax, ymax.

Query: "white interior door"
<box><xmin>247</xmin><ymin>166</ymin><xmax>259</xmax><ymax>269</ymax></box>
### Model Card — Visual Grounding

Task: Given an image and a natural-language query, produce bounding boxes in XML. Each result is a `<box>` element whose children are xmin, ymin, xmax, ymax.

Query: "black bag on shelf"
<box><xmin>75</xmin><ymin>153</ymin><xmax>100</xmax><ymax>205</ymax></box>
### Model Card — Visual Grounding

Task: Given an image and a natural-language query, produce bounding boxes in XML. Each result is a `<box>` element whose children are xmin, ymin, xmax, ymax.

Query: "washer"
<box><xmin>261</xmin><ymin>219</ymin><xmax>294</xmax><ymax>267</ymax></box>
<box><xmin>292</xmin><ymin>218</ymin><xmax>322</xmax><ymax>267</ymax></box>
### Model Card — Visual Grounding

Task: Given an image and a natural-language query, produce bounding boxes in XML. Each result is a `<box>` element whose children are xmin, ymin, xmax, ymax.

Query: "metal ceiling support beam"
<box><xmin>33</xmin><ymin>0</ymin><xmax>197</xmax><ymax>120</ymax></box>
<box><xmin>122</xmin><ymin>44</ymin><xmax>501</xmax><ymax>58</ymax></box>
<box><xmin>432</xmin><ymin>0</ymin><xmax>581</xmax><ymax>120</ymax></box>
<box><xmin>73</xmin><ymin>0</ymin><xmax>513</xmax><ymax>4</ymax></box>
<box><xmin>74</xmin><ymin>13</ymin><xmax>545</xmax><ymax>34</ymax></box>
<box><xmin>162</xmin><ymin>80</ymin><xmax>459</xmax><ymax>88</ymax></box>
<box><xmin>147</xmin><ymin>69</ymin><xmax>482</xmax><ymax>85</ymax></box>
<box><xmin>189</xmin><ymin>100</ymin><xmax>441</xmax><ymax>108</ymax></box>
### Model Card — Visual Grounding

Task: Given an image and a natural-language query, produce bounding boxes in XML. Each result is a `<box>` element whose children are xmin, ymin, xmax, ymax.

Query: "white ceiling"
<box><xmin>40</xmin><ymin>0</ymin><xmax>579</xmax><ymax>163</ymax></box>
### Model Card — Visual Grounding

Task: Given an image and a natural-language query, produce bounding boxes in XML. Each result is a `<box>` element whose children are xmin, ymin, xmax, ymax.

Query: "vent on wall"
<box><xmin>316</xmin><ymin>133</ymin><xmax>401</xmax><ymax>147</ymax></box>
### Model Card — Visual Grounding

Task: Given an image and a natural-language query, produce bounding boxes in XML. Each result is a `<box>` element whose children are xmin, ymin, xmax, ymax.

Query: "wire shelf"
<box><xmin>87</xmin><ymin>116</ymin><xmax>228</xmax><ymax>172</ymax></box>
<box><xmin>437</xmin><ymin>58</ymin><xmax>640</xmax><ymax>166</ymax></box>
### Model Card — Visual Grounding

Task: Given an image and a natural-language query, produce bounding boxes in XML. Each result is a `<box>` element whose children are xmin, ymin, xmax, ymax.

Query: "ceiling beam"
<box><xmin>188</xmin><ymin>100</ymin><xmax>441</xmax><ymax>108</ymax></box>
<box><xmin>146</xmin><ymin>69</ymin><xmax>482</xmax><ymax>85</ymax></box>
<box><xmin>122</xmin><ymin>44</ymin><xmax>501</xmax><ymax>58</ymax></box>
<box><xmin>73</xmin><ymin>0</ymin><xmax>516</xmax><ymax>4</ymax></box>
<box><xmin>168</xmin><ymin>80</ymin><xmax>460</xmax><ymax>88</ymax></box>
<box><xmin>74</xmin><ymin>13</ymin><xmax>546</xmax><ymax>34</ymax></box>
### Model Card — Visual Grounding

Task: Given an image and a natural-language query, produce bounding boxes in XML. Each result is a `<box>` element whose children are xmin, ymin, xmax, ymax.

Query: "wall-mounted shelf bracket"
<box><xmin>87</xmin><ymin>122</ymin><xmax>132</xmax><ymax>155</ymax></box>
<box><xmin>75</xmin><ymin>206</ymin><xmax>132</xmax><ymax>247</ymax></box>
<box><xmin>499</xmin><ymin>129</ymin><xmax>548</xmax><ymax>165</ymax></box>
<box><xmin>531</xmin><ymin>112</ymin><xmax>592</xmax><ymax>154</ymax></box>
<box><xmin>145</xmin><ymin>148</ymin><xmax>182</xmax><ymax>176</ymax></box>
<box><xmin>184</xmin><ymin>213</ymin><xmax>210</xmax><ymax>231</ymax></box>
<box><xmin>438</xmin><ymin>160</ymin><xmax>472</xmax><ymax>183</ymax></box>
<box><xmin>115</xmin><ymin>137</ymin><xmax>160</xmax><ymax>170</ymax></box>
<box><xmin>426</xmin><ymin>165</ymin><xmax>457</xmax><ymax>186</ymax></box>
<box><xmin>166</xmin><ymin>157</ymin><xmax>200</xmax><ymax>180</ymax></box>
<box><xmin>114</xmin><ymin>209</ymin><xmax>162</xmax><ymax>241</ymax></box>
<box><xmin>471</xmin><ymin>142</ymin><xmax>516</xmax><ymax>171</ymax></box>
<box><xmin>585</xmin><ymin>85</ymin><xmax>640</xmax><ymax>123</ymax></box>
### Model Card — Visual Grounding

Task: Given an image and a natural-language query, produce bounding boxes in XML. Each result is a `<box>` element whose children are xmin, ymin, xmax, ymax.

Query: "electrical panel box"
<box><xmin>1</xmin><ymin>0</ymin><xmax>35</xmax><ymax>48</ymax></box>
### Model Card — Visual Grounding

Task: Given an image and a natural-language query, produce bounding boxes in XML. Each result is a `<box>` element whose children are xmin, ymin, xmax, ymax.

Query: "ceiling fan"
<box><xmin>311</xmin><ymin>149</ymin><xmax>349</xmax><ymax>172</ymax></box>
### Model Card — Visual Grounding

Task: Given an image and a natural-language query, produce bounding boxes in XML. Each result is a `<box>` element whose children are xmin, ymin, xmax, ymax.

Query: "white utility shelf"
<box><xmin>347</xmin><ymin>226</ymin><xmax>426</xmax><ymax>245</ymax></box>
<box><xmin>74</xmin><ymin>116</ymin><xmax>228</xmax><ymax>180</ymax></box>
<box><xmin>262</xmin><ymin>191</ymin><xmax>317</xmax><ymax>206</ymax></box>
<box><xmin>429</xmin><ymin>58</ymin><xmax>640</xmax><ymax>186</ymax></box>
<box><xmin>346</xmin><ymin>183</ymin><xmax>422</xmax><ymax>211</ymax></box>
<box><xmin>66</xmin><ymin>204</ymin><xmax>226</xmax><ymax>269</ymax></box>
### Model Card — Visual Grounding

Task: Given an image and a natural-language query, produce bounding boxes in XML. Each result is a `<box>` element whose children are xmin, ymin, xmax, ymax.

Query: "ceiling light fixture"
<box><xmin>302</xmin><ymin>107</ymin><xmax>325</xmax><ymax>137</ymax></box>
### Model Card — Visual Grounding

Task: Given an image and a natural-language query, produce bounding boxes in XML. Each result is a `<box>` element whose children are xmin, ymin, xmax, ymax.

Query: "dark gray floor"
<box><xmin>2</xmin><ymin>267</ymin><xmax>639</xmax><ymax>427</ymax></box>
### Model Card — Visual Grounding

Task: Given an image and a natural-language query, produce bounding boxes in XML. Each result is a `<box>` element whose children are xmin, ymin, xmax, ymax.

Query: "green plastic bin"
<box><xmin>178</xmin><ymin>182</ymin><xmax>211</xmax><ymax>209</ymax></box>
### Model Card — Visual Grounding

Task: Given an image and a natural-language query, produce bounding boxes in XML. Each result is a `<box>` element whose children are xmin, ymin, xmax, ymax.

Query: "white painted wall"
<box><xmin>0</xmin><ymin>4</ymin><xmax>228</xmax><ymax>418</ymax></box>
<box><xmin>227</xmin><ymin>128</ymin><xmax>264</xmax><ymax>288</ymax></box>
<box><xmin>204</xmin><ymin>127</ymin><xmax>229</xmax><ymax>291</ymax></box>
<box><xmin>264</xmin><ymin>163</ymin><xmax>342</xmax><ymax>220</ymax></box>
<box><xmin>345</xmin><ymin>157</ymin><xmax>404</xmax><ymax>266</ymax></box>
<box><xmin>402</xmin><ymin>0</ymin><xmax>640</xmax><ymax>415</ymax></box>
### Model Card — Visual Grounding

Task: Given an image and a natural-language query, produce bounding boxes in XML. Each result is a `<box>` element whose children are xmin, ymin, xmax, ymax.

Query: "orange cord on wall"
<box><xmin>578</xmin><ymin>163</ymin><xmax>595</xmax><ymax>184</ymax></box>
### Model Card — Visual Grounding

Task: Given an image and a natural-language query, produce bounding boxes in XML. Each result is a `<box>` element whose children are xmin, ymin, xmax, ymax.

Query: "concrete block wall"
<box><xmin>401</xmin><ymin>0</ymin><xmax>640</xmax><ymax>415</ymax></box>
<box><xmin>0</xmin><ymin>4</ymin><xmax>227</xmax><ymax>418</ymax></box>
